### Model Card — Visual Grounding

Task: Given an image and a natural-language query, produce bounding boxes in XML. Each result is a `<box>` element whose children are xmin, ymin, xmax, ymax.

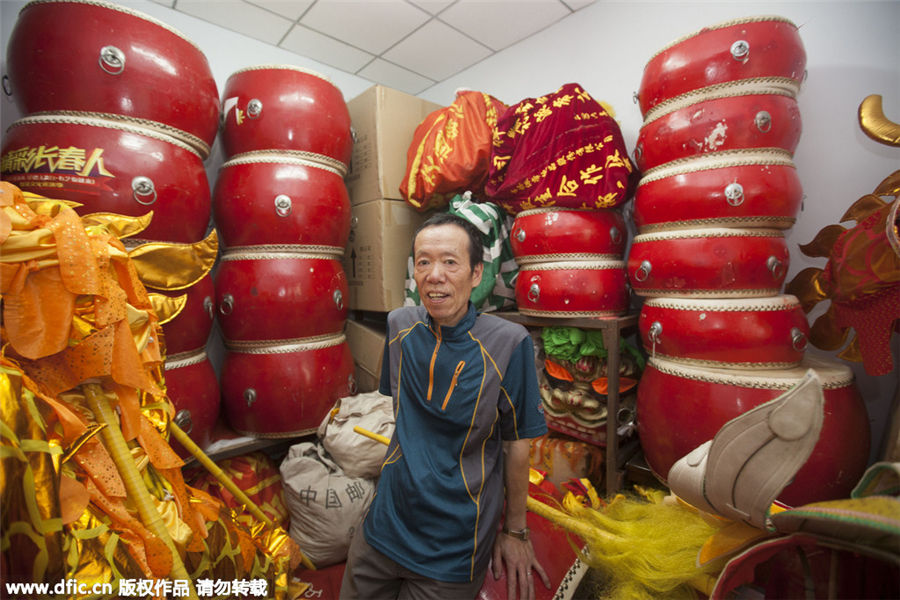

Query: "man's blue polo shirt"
<box><xmin>363</xmin><ymin>303</ymin><xmax>546</xmax><ymax>583</ymax></box>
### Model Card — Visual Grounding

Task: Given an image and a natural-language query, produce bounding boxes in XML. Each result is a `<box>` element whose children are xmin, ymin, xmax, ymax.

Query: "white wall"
<box><xmin>2</xmin><ymin>0</ymin><xmax>898</xmax><ymax>464</ymax></box>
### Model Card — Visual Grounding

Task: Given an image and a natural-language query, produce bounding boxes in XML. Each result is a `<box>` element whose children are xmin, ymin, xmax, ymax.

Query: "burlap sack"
<box><xmin>316</xmin><ymin>391</ymin><xmax>394</xmax><ymax>479</ymax></box>
<box><xmin>280</xmin><ymin>441</ymin><xmax>375</xmax><ymax>567</ymax></box>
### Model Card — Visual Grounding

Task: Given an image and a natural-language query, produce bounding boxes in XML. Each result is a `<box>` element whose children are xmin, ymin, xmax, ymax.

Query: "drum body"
<box><xmin>516</xmin><ymin>260</ymin><xmax>628</xmax><ymax>317</ymax></box>
<box><xmin>0</xmin><ymin>115</ymin><xmax>210</xmax><ymax>243</ymax></box>
<box><xmin>636</xmin><ymin>355</ymin><xmax>871</xmax><ymax>506</ymax></box>
<box><xmin>165</xmin><ymin>352</ymin><xmax>220</xmax><ymax>455</ymax></box>
<box><xmin>221</xmin><ymin>66</ymin><xmax>352</xmax><ymax>168</ymax></box>
<box><xmin>634</xmin><ymin>150</ymin><xmax>802</xmax><ymax>231</ymax></box>
<box><xmin>158</xmin><ymin>273</ymin><xmax>215</xmax><ymax>356</ymax></box>
<box><xmin>213</xmin><ymin>153</ymin><xmax>350</xmax><ymax>249</ymax></box>
<box><xmin>636</xmin><ymin>92</ymin><xmax>801</xmax><ymax>172</ymax></box>
<box><xmin>6</xmin><ymin>0</ymin><xmax>219</xmax><ymax>156</ymax></box>
<box><xmin>638</xmin><ymin>296</ymin><xmax>809</xmax><ymax>369</ymax></box>
<box><xmin>627</xmin><ymin>228</ymin><xmax>789</xmax><ymax>297</ymax></box>
<box><xmin>221</xmin><ymin>335</ymin><xmax>355</xmax><ymax>438</ymax></box>
<box><xmin>637</xmin><ymin>16</ymin><xmax>806</xmax><ymax>116</ymax></box>
<box><xmin>478</xmin><ymin>506</ymin><xmax>587</xmax><ymax>600</ymax></box>
<box><xmin>215</xmin><ymin>250</ymin><xmax>348</xmax><ymax>342</ymax></box>
<box><xmin>510</xmin><ymin>208</ymin><xmax>626</xmax><ymax>261</ymax></box>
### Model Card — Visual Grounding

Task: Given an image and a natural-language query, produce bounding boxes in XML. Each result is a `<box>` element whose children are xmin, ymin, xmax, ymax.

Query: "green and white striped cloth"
<box><xmin>405</xmin><ymin>193</ymin><xmax>518</xmax><ymax>312</ymax></box>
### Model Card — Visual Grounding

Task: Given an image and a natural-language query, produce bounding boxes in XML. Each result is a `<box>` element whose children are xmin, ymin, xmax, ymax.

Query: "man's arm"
<box><xmin>492</xmin><ymin>438</ymin><xmax>550</xmax><ymax>600</ymax></box>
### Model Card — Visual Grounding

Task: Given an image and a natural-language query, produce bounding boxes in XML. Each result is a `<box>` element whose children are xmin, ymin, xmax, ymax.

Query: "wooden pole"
<box><xmin>168</xmin><ymin>421</ymin><xmax>316</xmax><ymax>571</ymax></box>
<box><xmin>83</xmin><ymin>382</ymin><xmax>199</xmax><ymax>600</ymax></box>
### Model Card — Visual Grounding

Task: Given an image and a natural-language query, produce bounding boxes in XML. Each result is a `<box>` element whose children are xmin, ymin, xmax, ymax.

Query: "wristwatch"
<box><xmin>502</xmin><ymin>525</ymin><xmax>530</xmax><ymax>541</ymax></box>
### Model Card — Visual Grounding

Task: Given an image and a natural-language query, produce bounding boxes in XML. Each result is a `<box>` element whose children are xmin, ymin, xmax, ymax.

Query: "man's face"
<box><xmin>413</xmin><ymin>224</ymin><xmax>483</xmax><ymax>328</ymax></box>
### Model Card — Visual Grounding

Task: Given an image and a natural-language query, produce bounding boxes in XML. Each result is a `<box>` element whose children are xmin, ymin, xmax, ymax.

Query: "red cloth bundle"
<box><xmin>485</xmin><ymin>83</ymin><xmax>637</xmax><ymax>215</ymax></box>
<box><xmin>400</xmin><ymin>90</ymin><xmax>507</xmax><ymax>211</ymax></box>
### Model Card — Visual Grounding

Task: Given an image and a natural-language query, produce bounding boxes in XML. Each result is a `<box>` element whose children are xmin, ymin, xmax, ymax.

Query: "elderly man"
<box><xmin>341</xmin><ymin>213</ymin><xmax>549</xmax><ymax>600</ymax></box>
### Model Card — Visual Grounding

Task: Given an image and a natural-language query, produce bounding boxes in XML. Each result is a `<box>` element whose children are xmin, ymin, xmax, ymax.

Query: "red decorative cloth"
<box><xmin>485</xmin><ymin>83</ymin><xmax>636</xmax><ymax>215</ymax></box>
<box><xmin>400</xmin><ymin>90</ymin><xmax>507</xmax><ymax>211</ymax></box>
<box><xmin>186</xmin><ymin>451</ymin><xmax>290</xmax><ymax>529</ymax></box>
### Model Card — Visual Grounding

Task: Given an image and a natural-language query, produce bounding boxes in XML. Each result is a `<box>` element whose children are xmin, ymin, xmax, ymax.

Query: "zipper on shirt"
<box><xmin>427</xmin><ymin>328</ymin><xmax>441</xmax><ymax>402</ymax></box>
<box><xmin>441</xmin><ymin>361</ymin><xmax>465</xmax><ymax>411</ymax></box>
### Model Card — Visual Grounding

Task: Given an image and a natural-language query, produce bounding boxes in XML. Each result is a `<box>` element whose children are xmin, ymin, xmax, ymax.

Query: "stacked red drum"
<box><xmin>512</xmin><ymin>207</ymin><xmax>629</xmax><ymax>318</ymax></box>
<box><xmin>630</xmin><ymin>16</ymin><xmax>870</xmax><ymax>506</ymax></box>
<box><xmin>213</xmin><ymin>65</ymin><xmax>356</xmax><ymax>438</ymax></box>
<box><xmin>511</xmin><ymin>206</ymin><xmax>633</xmax><ymax>448</ymax></box>
<box><xmin>2</xmin><ymin>0</ymin><xmax>219</xmax><ymax>239</ymax></box>
<box><xmin>1</xmin><ymin>0</ymin><xmax>221</xmax><ymax>452</ymax></box>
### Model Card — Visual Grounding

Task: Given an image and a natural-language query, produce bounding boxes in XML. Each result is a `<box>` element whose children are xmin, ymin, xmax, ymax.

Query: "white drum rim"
<box><xmin>227</xmin><ymin>63</ymin><xmax>334</xmax><ymax>86</ymax></box>
<box><xmin>643</xmin><ymin>294</ymin><xmax>800</xmax><ymax>311</ymax></box>
<box><xmin>30</xmin><ymin>109</ymin><xmax>211</xmax><ymax>158</ymax></box>
<box><xmin>220</xmin><ymin>244</ymin><xmax>345</xmax><ymax>261</ymax></box>
<box><xmin>22</xmin><ymin>0</ymin><xmax>208</xmax><ymax>55</ymax></box>
<box><xmin>221</xmin><ymin>149</ymin><xmax>346</xmax><ymax>177</ymax></box>
<box><xmin>635</xmin><ymin>288</ymin><xmax>783</xmax><ymax>299</ymax></box>
<box><xmin>515</xmin><ymin>253</ymin><xmax>623</xmax><ymax>265</ymax></box>
<box><xmin>221</xmin><ymin>149</ymin><xmax>347</xmax><ymax>177</ymax></box>
<box><xmin>637</xmin><ymin>148</ymin><xmax>795</xmax><ymax>187</ymax></box>
<box><xmin>515</xmin><ymin>206</ymin><xmax>622</xmax><ymax>218</ymax></box>
<box><xmin>636</xmin><ymin>217</ymin><xmax>797</xmax><ymax>233</ymax></box>
<box><xmin>520</xmin><ymin>308</ymin><xmax>626</xmax><ymax>318</ymax></box>
<box><xmin>518</xmin><ymin>259</ymin><xmax>626</xmax><ymax>271</ymax></box>
<box><xmin>632</xmin><ymin>227</ymin><xmax>784</xmax><ymax>243</ymax></box>
<box><xmin>645</xmin><ymin>15</ymin><xmax>799</xmax><ymax>63</ymax></box>
<box><xmin>6</xmin><ymin>113</ymin><xmax>203</xmax><ymax>159</ymax></box>
<box><xmin>646</xmin><ymin>354</ymin><xmax>854</xmax><ymax>389</ymax></box>
<box><xmin>224</xmin><ymin>332</ymin><xmax>346</xmax><ymax>354</ymax></box>
<box><xmin>164</xmin><ymin>347</ymin><xmax>208</xmax><ymax>370</ymax></box>
<box><xmin>642</xmin><ymin>77</ymin><xmax>800</xmax><ymax>125</ymax></box>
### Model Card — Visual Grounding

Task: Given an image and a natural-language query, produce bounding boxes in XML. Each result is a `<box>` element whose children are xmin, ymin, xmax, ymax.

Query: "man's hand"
<box><xmin>491</xmin><ymin>528</ymin><xmax>551</xmax><ymax>600</ymax></box>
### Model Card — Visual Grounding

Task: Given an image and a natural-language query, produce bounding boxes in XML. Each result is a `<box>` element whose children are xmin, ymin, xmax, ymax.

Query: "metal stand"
<box><xmin>495</xmin><ymin>312</ymin><xmax>639</xmax><ymax>497</ymax></box>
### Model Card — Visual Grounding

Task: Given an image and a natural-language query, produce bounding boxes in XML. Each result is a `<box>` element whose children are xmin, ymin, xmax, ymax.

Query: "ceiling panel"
<box><xmin>561</xmin><ymin>0</ymin><xmax>594</xmax><ymax>10</ymax></box>
<box><xmin>300</xmin><ymin>0</ymin><xmax>431</xmax><ymax>55</ymax></box>
<box><xmin>439</xmin><ymin>0</ymin><xmax>571</xmax><ymax>51</ymax></box>
<box><xmin>175</xmin><ymin>0</ymin><xmax>293</xmax><ymax>45</ymax></box>
<box><xmin>280</xmin><ymin>24</ymin><xmax>375</xmax><ymax>73</ymax></box>
<box><xmin>158</xmin><ymin>0</ymin><xmax>595</xmax><ymax>93</ymax></box>
<box><xmin>357</xmin><ymin>58</ymin><xmax>436</xmax><ymax>95</ymax></box>
<box><xmin>246</xmin><ymin>0</ymin><xmax>315</xmax><ymax>21</ymax></box>
<box><xmin>382</xmin><ymin>18</ymin><xmax>492</xmax><ymax>82</ymax></box>
<box><xmin>407</xmin><ymin>0</ymin><xmax>455</xmax><ymax>15</ymax></box>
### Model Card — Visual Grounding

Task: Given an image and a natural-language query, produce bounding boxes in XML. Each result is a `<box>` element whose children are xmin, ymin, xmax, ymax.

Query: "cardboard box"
<box><xmin>343</xmin><ymin>199</ymin><xmax>430</xmax><ymax>312</ymax></box>
<box><xmin>345</xmin><ymin>319</ymin><xmax>386</xmax><ymax>394</ymax></box>
<box><xmin>345</xmin><ymin>85</ymin><xmax>442</xmax><ymax>205</ymax></box>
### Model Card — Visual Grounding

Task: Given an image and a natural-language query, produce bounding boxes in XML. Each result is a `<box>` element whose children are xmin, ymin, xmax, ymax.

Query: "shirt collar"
<box><xmin>427</xmin><ymin>302</ymin><xmax>477</xmax><ymax>339</ymax></box>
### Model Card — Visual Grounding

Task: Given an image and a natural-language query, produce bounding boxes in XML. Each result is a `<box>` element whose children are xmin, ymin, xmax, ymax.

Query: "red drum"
<box><xmin>0</xmin><ymin>114</ymin><xmax>211</xmax><ymax>244</ymax></box>
<box><xmin>478</xmin><ymin>506</ymin><xmax>587</xmax><ymax>600</ymax></box>
<box><xmin>638</xmin><ymin>295</ymin><xmax>809</xmax><ymax>369</ymax></box>
<box><xmin>165</xmin><ymin>349</ymin><xmax>221</xmax><ymax>456</ymax></box>
<box><xmin>221</xmin><ymin>65</ymin><xmax>352</xmax><ymax>169</ymax></box>
<box><xmin>636</xmin><ymin>16</ymin><xmax>806</xmax><ymax>116</ymax></box>
<box><xmin>6</xmin><ymin>0</ymin><xmax>219</xmax><ymax>157</ymax></box>
<box><xmin>635</xmin><ymin>85</ymin><xmax>802</xmax><ymax>172</ymax></box>
<box><xmin>634</xmin><ymin>149</ymin><xmax>802</xmax><ymax>232</ymax></box>
<box><xmin>510</xmin><ymin>208</ymin><xmax>627</xmax><ymax>262</ymax></box>
<box><xmin>215</xmin><ymin>247</ymin><xmax>348</xmax><ymax>342</ymax></box>
<box><xmin>221</xmin><ymin>334</ymin><xmax>355</xmax><ymax>438</ymax></box>
<box><xmin>157</xmin><ymin>273</ymin><xmax>215</xmax><ymax>356</ymax></box>
<box><xmin>627</xmin><ymin>228</ymin><xmax>789</xmax><ymax>298</ymax></box>
<box><xmin>516</xmin><ymin>260</ymin><xmax>628</xmax><ymax>317</ymax></box>
<box><xmin>213</xmin><ymin>152</ymin><xmax>351</xmax><ymax>249</ymax></box>
<box><xmin>637</xmin><ymin>354</ymin><xmax>871</xmax><ymax>506</ymax></box>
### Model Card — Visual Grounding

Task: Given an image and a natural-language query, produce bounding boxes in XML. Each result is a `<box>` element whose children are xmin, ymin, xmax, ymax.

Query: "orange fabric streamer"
<box><xmin>401</xmin><ymin>90</ymin><xmax>507</xmax><ymax>211</ymax></box>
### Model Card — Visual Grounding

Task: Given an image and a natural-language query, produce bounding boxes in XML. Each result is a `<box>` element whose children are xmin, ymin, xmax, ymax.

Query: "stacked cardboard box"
<box><xmin>343</xmin><ymin>85</ymin><xmax>441</xmax><ymax>313</ymax></box>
